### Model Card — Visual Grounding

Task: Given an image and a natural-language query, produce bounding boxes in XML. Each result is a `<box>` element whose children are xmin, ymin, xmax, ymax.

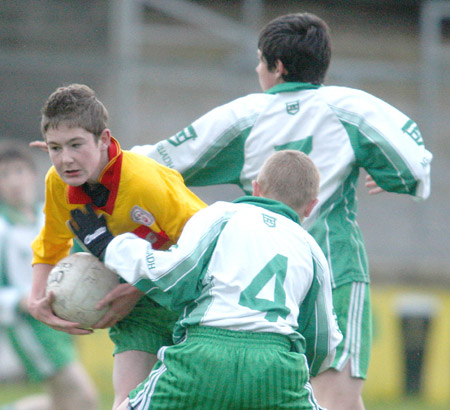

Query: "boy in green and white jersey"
<box><xmin>69</xmin><ymin>150</ymin><xmax>342</xmax><ymax>410</ymax></box>
<box><xmin>131</xmin><ymin>12</ymin><xmax>432</xmax><ymax>410</ymax></box>
<box><xmin>0</xmin><ymin>143</ymin><xmax>98</xmax><ymax>410</ymax></box>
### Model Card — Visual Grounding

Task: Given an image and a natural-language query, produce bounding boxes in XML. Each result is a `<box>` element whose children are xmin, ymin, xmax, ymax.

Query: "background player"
<box><xmin>0</xmin><ymin>142</ymin><xmax>98</xmax><ymax>410</ymax></box>
<box><xmin>27</xmin><ymin>84</ymin><xmax>206</xmax><ymax>409</ymax></box>
<box><xmin>129</xmin><ymin>12</ymin><xmax>432</xmax><ymax>410</ymax></box>
<box><xmin>69</xmin><ymin>150</ymin><xmax>342</xmax><ymax>410</ymax></box>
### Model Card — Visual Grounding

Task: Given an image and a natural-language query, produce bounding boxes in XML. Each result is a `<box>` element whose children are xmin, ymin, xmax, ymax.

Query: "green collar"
<box><xmin>233</xmin><ymin>196</ymin><xmax>301</xmax><ymax>225</ymax></box>
<box><xmin>265</xmin><ymin>82</ymin><xmax>321</xmax><ymax>95</ymax></box>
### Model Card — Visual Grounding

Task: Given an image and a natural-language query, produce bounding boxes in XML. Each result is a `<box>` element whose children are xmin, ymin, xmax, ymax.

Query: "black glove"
<box><xmin>68</xmin><ymin>204</ymin><xmax>114</xmax><ymax>260</ymax></box>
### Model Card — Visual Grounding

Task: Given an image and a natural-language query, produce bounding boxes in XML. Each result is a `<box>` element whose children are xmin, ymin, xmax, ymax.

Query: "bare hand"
<box><xmin>92</xmin><ymin>283</ymin><xmax>144</xmax><ymax>329</ymax></box>
<box><xmin>29</xmin><ymin>140</ymin><xmax>48</xmax><ymax>152</ymax></box>
<box><xmin>28</xmin><ymin>291</ymin><xmax>92</xmax><ymax>335</ymax></box>
<box><xmin>365</xmin><ymin>175</ymin><xmax>385</xmax><ymax>195</ymax></box>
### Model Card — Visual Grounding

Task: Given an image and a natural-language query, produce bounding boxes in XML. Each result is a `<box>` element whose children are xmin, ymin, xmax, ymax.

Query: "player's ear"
<box><xmin>303</xmin><ymin>198</ymin><xmax>319</xmax><ymax>218</ymax></box>
<box><xmin>275</xmin><ymin>59</ymin><xmax>288</xmax><ymax>78</ymax></box>
<box><xmin>252</xmin><ymin>180</ymin><xmax>261</xmax><ymax>197</ymax></box>
<box><xmin>98</xmin><ymin>129</ymin><xmax>111</xmax><ymax>151</ymax></box>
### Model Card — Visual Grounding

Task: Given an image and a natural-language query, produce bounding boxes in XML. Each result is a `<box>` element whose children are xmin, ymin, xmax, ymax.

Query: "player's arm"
<box><xmin>350</xmin><ymin>98</ymin><xmax>432</xmax><ymax>200</ymax></box>
<box><xmin>28</xmin><ymin>263</ymin><xmax>92</xmax><ymax>335</ymax></box>
<box><xmin>132</xmin><ymin>96</ymin><xmax>259</xmax><ymax>187</ymax></box>
<box><xmin>29</xmin><ymin>175</ymin><xmax>92</xmax><ymax>334</ymax></box>
<box><xmin>67</xmin><ymin>205</ymin><xmax>145</xmax><ymax>328</ymax></box>
<box><xmin>70</xmin><ymin>204</ymin><xmax>216</xmax><ymax>312</ymax></box>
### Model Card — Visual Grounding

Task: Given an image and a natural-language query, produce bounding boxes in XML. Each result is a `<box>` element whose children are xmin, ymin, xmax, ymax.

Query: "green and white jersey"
<box><xmin>133</xmin><ymin>82</ymin><xmax>432</xmax><ymax>288</ymax></box>
<box><xmin>105</xmin><ymin>197</ymin><xmax>342</xmax><ymax>376</ymax></box>
<box><xmin>0</xmin><ymin>202</ymin><xmax>44</xmax><ymax>325</ymax></box>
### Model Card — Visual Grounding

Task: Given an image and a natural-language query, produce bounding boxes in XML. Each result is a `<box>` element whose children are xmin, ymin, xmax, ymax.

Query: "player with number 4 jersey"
<box><xmin>72</xmin><ymin>150</ymin><xmax>342</xmax><ymax>410</ymax></box>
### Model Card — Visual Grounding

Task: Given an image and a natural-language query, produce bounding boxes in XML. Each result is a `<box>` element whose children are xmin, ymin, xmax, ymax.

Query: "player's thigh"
<box><xmin>112</xmin><ymin>350</ymin><xmax>158</xmax><ymax>407</ymax></box>
<box><xmin>331</xmin><ymin>281</ymin><xmax>372</xmax><ymax>379</ymax></box>
<box><xmin>311</xmin><ymin>362</ymin><xmax>365</xmax><ymax>410</ymax></box>
<box><xmin>109</xmin><ymin>295</ymin><xmax>176</xmax><ymax>355</ymax></box>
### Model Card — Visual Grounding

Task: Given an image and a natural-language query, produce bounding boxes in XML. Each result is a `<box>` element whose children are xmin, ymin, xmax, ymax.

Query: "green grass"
<box><xmin>0</xmin><ymin>381</ymin><xmax>113</xmax><ymax>410</ymax></box>
<box><xmin>1</xmin><ymin>382</ymin><xmax>449</xmax><ymax>410</ymax></box>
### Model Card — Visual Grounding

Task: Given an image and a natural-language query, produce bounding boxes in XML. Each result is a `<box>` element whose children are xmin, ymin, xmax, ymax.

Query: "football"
<box><xmin>46</xmin><ymin>252</ymin><xmax>120</xmax><ymax>329</ymax></box>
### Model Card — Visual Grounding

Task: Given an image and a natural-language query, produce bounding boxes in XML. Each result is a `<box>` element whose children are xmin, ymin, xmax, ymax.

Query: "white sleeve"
<box><xmin>103</xmin><ymin>204</ymin><xmax>228</xmax><ymax>311</ymax></box>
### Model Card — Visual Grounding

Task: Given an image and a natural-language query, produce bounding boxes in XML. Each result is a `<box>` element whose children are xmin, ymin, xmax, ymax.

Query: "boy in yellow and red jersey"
<box><xmin>28</xmin><ymin>84</ymin><xmax>206</xmax><ymax>409</ymax></box>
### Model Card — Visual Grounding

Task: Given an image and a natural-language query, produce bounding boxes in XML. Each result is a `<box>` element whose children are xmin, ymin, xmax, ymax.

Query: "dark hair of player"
<box><xmin>258</xmin><ymin>12</ymin><xmax>332</xmax><ymax>85</ymax></box>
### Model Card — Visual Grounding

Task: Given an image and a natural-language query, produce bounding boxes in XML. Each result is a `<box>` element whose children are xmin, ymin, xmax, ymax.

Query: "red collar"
<box><xmin>67</xmin><ymin>137</ymin><xmax>122</xmax><ymax>214</ymax></box>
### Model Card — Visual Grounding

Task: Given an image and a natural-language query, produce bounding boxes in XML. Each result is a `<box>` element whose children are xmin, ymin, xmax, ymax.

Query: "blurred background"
<box><xmin>0</xmin><ymin>0</ymin><xmax>449</xmax><ymax>409</ymax></box>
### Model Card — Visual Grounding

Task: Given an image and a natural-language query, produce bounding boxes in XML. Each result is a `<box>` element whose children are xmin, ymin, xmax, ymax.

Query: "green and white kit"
<box><xmin>105</xmin><ymin>197</ymin><xmax>342</xmax><ymax>374</ymax></box>
<box><xmin>0</xmin><ymin>203</ymin><xmax>75</xmax><ymax>382</ymax></box>
<box><xmin>105</xmin><ymin>196</ymin><xmax>341</xmax><ymax>409</ymax></box>
<box><xmin>133</xmin><ymin>82</ymin><xmax>432</xmax><ymax>289</ymax></box>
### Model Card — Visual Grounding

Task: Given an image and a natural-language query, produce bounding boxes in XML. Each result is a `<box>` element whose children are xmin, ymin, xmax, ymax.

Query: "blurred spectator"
<box><xmin>0</xmin><ymin>141</ymin><xmax>98</xmax><ymax>410</ymax></box>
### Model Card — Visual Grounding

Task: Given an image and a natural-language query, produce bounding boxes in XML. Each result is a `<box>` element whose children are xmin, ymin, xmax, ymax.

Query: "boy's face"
<box><xmin>256</xmin><ymin>50</ymin><xmax>284</xmax><ymax>92</ymax></box>
<box><xmin>0</xmin><ymin>159</ymin><xmax>37</xmax><ymax>208</ymax></box>
<box><xmin>46</xmin><ymin>125</ymin><xmax>110</xmax><ymax>187</ymax></box>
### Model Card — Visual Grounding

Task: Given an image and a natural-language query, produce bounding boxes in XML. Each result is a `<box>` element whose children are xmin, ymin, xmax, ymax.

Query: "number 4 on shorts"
<box><xmin>238</xmin><ymin>254</ymin><xmax>290</xmax><ymax>322</ymax></box>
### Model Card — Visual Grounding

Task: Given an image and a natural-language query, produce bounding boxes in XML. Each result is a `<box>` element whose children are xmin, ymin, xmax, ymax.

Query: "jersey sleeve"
<box><xmin>104</xmin><ymin>207</ymin><xmax>225</xmax><ymax>312</ymax></box>
<box><xmin>334</xmin><ymin>91</ymin><xmax>432</xmax><ymax>200</ymax></box>
<box><xmin>132</xmin><ymin>95</ymin><xmax>264</xmax><ymax>187</ymax></box>
<box><xmin>31</xmin><ymin>169</ymin><xmax>74</xmax><ymax>265</ymax></box>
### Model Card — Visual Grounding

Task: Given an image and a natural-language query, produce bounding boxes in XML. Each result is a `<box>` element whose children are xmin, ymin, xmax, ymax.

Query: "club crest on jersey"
<box><xmin>262</xmin><ymin>214</ymin><xmax>276</xmax><ymax>228</ymax></box>
<box><xmin>168</xmin><ymin>125</ymin><xmax>197</xmax><ymax>146</ymax></box>
<box><xmin>286</xmin><ymin>100</ymin><xmax>299</xmax><ymax>115</ymax></box>
<box><xmin>130</xmin><ymin>206</ymin><xmax>155</xmax><ymax>227</ymax></box>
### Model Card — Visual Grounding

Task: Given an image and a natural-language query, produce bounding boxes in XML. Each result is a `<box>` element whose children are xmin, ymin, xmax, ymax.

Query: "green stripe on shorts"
<box><xmin>331</xmin><ymin>282</ymin><xmax>372</xmax><ymax>379</ymax></box>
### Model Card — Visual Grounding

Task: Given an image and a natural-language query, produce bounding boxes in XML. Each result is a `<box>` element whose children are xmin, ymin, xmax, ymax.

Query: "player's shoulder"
<box><xmin>317</xmin><ymin>84</ymin><xmax>399</xmax><ymax>113</ymax></box>
<box><xmin>214</xmin><ymin>92</ymin><xmax>274</xmax><ymax>116</ymax></box>
<box><xmin>122</xmin><ymin>150</ymin><xmax>177</xmax><ymax>175</ymax></box>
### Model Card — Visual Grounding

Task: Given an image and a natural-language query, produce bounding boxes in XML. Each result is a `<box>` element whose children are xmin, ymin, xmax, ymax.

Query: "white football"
<box><xmin>46</xmin><ymin>252</ymin><xmax>120</xmax><ymax>329</ymax></box>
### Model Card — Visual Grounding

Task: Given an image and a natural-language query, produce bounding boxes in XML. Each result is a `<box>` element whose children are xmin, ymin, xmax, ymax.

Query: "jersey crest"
<box><xmin>130</xmin><ymin>206</ymin><xmax>155</xmax><ymax>226</ymax></box>
<box><xmin>262</xmin><ymin>214</ymin><xmax>277</xmax><ymax>228</ymax></box>
<box><xmin>286</xmin><ymin>100</ymin><xmax>300</xmax><ymax>115</ymax></box>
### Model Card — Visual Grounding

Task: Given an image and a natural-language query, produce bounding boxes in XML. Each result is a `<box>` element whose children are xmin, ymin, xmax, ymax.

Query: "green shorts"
<box><xmin>128</xmin><ymin>326</ymin><xmax>325</xmax><ymax>410</ymax></box>
<box><xmin>331</xmin><ymin>282</ymin><xmax>372</xmax><ymax>379</ymax></box>
<box><xmin>6</xmin><ymin>314</ymin><xmax>76</xmax><ymax>382</ymax></box>
<box><xmin>109</xmin><ymin>296</ymin><xmax>178</xmax><ymax>356</ymax></box>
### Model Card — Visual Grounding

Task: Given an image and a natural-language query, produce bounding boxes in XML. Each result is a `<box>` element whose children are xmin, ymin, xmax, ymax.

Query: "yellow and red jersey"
<box><xmin>32</xmin><ymin>137</ymin><xmax>206</xmax><ymax>265</ymax></box>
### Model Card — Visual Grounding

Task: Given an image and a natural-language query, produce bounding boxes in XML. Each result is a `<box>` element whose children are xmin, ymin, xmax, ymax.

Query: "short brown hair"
<box><xmin>257</xmin><ymin>150</ymin><xmax>320</xmax><ymax>210</ymax></box>
<box><xmin>41</xmin><ymin>84</ymin><xmax>108</xmax><ymax>141</ymax></box>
